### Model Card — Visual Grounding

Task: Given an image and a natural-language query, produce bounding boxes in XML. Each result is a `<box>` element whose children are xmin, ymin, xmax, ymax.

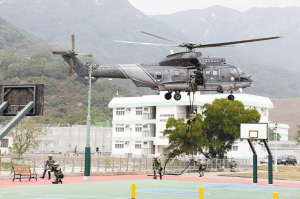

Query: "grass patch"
<box><xmin>227</xmin><ymin>165</ymin><xmax>300</xmax><ymax>180</ymax></box>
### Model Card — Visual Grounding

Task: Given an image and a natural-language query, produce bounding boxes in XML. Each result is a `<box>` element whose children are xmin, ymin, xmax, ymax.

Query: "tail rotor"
<box><xmin>52</xmin><ymin>34</ymin><xmax>92</xmax><ymax>74</ymax></box>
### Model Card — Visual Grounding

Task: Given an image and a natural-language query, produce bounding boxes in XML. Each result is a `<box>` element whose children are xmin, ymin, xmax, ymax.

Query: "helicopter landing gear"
<box><xmin>174</xmin><ymin>91</ymin><xmax>181</xmax><ymax>101</ymax></box>
<box><xmin>165</xmin><ymin>92</ymin><xmax>172</xmax><ymax>100</ymax></box>
<box><xmin>228</xmin><ymin>91</ymin><xmax>235</xmax><ymax>100</ymax></box>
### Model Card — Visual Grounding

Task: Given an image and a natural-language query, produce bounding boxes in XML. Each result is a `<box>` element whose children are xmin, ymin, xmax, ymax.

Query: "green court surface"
<box><xmin>0</xmin><ymin>180</ymin><xmax>299</xmax><ymax>199</ymax></box>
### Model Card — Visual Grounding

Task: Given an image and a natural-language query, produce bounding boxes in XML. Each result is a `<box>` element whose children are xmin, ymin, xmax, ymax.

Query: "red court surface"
<box><xmin>1</xmin><ymin>175</ymin><xmax>299</xmax><ymax>189</ymax></box>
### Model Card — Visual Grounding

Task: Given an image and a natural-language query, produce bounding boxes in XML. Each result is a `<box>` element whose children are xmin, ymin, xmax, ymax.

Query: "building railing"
<box><xmin>142</xmin><ymin>113</ymin><xmax>154</xmax><ymax>120</ymax></box>
<box><xmin>159</xmin><ymin>136</ymin><xmax>169</xmax><ymax>139</ymax></box>
<box><xmin>142</xmin><ymin>131</ymin><xmax>154</xmax><ymax>137</ymax></box>
<box><xmin>141</xmin><ymin>148</ymin><xmax>154</xmax><ymax>155</ymax></box>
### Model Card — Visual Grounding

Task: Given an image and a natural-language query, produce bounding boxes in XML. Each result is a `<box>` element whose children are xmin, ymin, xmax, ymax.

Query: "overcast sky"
<box><xmin>128</xmin><ymin>0</ymin><xmax>300</xmax><ymax>15</ymax></box>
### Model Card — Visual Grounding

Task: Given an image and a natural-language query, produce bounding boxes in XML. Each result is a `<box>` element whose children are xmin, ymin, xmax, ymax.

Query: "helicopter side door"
<box><xmin>220</xmin><ymin>68</ymin><xmax>231</xmax><ymax>83</ymax></box>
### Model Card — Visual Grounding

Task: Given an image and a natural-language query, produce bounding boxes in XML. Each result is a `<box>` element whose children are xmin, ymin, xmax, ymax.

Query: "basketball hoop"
<box><xmin>251</xmin><ymin>137</ymin><xmax>255</xmax><ymax>141</ymax></box>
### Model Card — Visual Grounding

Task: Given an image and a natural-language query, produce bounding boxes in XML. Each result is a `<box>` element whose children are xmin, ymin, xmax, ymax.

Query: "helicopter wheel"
<box><xmin>165</xmin><ymin>92</ymin><xmax>172</xmax><ymax>100</ymax></box>
<box><xmin>228</xmin><ymin>95</ymin><xmax>235</xmax><ymax>101</ymax></box>
<box><xmin>174</xmin><ymin>92</ymin><xmax>181</xmax><ymax>101</ymax></box>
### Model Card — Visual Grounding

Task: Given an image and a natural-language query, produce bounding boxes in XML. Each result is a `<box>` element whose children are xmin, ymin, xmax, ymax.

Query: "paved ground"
<box><xmin>0</xmin><ymin>172</ymin><xmax>299</xmax><ymax>199</ymax></box>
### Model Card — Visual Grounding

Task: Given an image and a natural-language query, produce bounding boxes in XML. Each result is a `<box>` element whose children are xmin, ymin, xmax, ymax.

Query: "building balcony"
<box><xmin>142</xmin><ymin>131</ymin><xmax>154</xmax><ymax>137</ymax></box>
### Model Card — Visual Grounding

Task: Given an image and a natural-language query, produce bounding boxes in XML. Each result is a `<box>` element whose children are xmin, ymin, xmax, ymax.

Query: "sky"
<box><xmin>128</xmin><ymin>0</ymin><xmax>300</xmax><ymax>15</ymax></box>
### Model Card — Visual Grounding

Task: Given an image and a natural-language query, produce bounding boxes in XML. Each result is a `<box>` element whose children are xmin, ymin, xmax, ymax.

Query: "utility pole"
<box><xmin>84</xmin><ymin>63</ymin><xmax>92</xmax><ymax>181</ymax></box>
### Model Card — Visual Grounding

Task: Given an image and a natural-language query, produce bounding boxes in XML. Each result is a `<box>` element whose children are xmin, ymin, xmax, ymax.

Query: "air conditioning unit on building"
<box><xmin>126</xmin><ymin>108</ymin><xmax>131</xmax><ymax>112</ymax></box>
<box><xmin>125</xmin><ymin>141</ymin><xmax>129</xmax><ymax>145</ymax></box>
<box><xmin>125</xmin><ymin>124</ymin><xmax>130</xmax><ymax>128</ymax></box>
<box><xmin>143</xmin><ymin>125</ymin><xmax>147</xmax><ymax>128</ymax></box>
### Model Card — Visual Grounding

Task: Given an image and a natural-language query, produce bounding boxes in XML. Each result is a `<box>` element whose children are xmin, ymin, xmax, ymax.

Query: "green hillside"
<box><xmin>0</xmin><ymin>16</ymin><xmax>131</xmax><ymax>125</ymax></box>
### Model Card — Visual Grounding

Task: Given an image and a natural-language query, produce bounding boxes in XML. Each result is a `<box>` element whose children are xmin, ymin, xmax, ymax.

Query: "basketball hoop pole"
<box><xmin>247</xmin><ymin>139</ymin><xmax>257</xmax><ymax>185</ymax></box>
<box><xmin>263</xmin><ymin>139</ymin><xmax>273</xmax><ymax>185</ymax></box>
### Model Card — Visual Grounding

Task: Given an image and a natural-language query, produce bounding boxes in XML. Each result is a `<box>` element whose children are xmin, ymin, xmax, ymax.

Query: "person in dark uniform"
<box><xmin>153</xmin><ymin>157</ymin><xmax>163</xmax><ymax>180</ymax></box>
<box><xmin>41</xmin><ymin>154</ymin><xmax>56</xmax><ymax>180</ymax></box>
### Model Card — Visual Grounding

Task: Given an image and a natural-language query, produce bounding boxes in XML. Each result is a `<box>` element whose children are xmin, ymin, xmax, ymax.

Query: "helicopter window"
<box><xmin>237</xmin><ymin>68</ymin><xmax>243</xmax><ymax>74</ymax></box>
<box><xmin>206</xmin><ymin>70</ymin><xmax>211</xmax><ymax>76</ymax></box>
<box><xmin>155</xmin><ymin>71</ymin><xmax>162</xmax><ymax>79</ymax></box>
<box><xmin>230</xmin><ymin>68</ymin><xmax>238</xmax><ymax>75</ymax></box>
<box><xmin>212</xmin><ymin>70</ymin><xmax>218</xmax><ymax>76</ymax></box>
<box><xmin>174</xmin><ymin>70</ymin><xmax>180</xmax><ymax>77</ymax></box>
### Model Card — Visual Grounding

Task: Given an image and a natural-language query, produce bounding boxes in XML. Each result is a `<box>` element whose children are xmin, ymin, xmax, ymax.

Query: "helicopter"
<box><xmin>52</xmin><ymin>32</ymin><xmax>281</xmax><ymax>101</ymax></box>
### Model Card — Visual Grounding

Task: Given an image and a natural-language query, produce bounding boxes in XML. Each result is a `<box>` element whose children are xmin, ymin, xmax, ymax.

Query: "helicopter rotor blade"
<box><xmin>71</xmin><ymin>34</ymin><xmax>75</xmax><ymax>51</ymax></box>
<box><xmin>77</xmin><ymin>53</ymin><xmax>93</xmax><ymax>57</ymax></box>
<box><xmin>114</xmin><ymin>40</ymin><xmax>178</xmax><ymax>47</ymax></box>
<box><xmin>195</xmin><ymin>36</ymin><xmax>283</xmax><ymax>48</ymax></box>
<box><xmin>69</xmin><ymin>58</ymin><xmax>73</xmax><ymax>74</ymax></box>
<box><xmin>52</xmin><ymin>51</ymin><xmax>68</xmax><ymax>55</ymax></box>
<box><xmin>137</xmin><ymin>30</ymin><xmax>182</xmax><ymax>45</ymax></box>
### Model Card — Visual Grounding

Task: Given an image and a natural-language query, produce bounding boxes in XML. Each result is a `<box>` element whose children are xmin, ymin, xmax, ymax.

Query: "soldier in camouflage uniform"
<box><xmin>231</xmin><ymin>160</ymin><xmax>237</xmax><ymax>173</ymax></box>
<box><xmin>153</xmin><ymin>157</ymin><xmax>162</xmax><ymax>180</ymax></box>
<box><xmin>41</xmin><ymin>154</ymin><xmax>56</xmax><ymax>180</ymax></box>
<box><xmin>198</xmin><ymin>160</ymin><xmax>206</xmax><ymax>177</ymax></box>
<box><xmin>52</xmin><ymin>162</ymin><xmax>63</xmax><ymax>184</ymax></box>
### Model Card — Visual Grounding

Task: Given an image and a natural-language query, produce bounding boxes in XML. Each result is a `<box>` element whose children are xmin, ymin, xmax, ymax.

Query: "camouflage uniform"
<box><xmin>231</xmin><ymin>161</ymin><xmax>237</xmax><ymax>173</ymax></box>
<box><xmin>153</xmin><ymin>158</ymin><xmax>162</xmax><ymax>180</ymax></box>
<box><xmin>52</xmin><ymin>165</ymin><xmax>63</xmax><ymax>184</ymax></box>
<box><xmin>41</xmin><ymin>155</ymin><xmax>56</xmax><ymax>180</ymax></box>
<box><xmin>198</xmin><ymin>161</ymin><xmax>206</xmax><ymax>177</ymax></box>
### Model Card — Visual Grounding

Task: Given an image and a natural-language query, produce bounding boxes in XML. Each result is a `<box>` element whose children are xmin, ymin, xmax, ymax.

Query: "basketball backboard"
<box><xmin>240</xmin><ymin>123</ymin><xmax>268</xmax><ymax>140</ymax></box>
<box><xmin>0</xmin><ymin>84</ymin><xmax>44</xmax><ymax>116</ymax></box>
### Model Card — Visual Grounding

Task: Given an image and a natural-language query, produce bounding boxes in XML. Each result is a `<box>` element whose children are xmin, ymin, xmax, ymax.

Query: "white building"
<box><xmin>269</xmin><ymin>123</ymin><xmax>290</xmax><ymax>141</ymax></box>
<box><xmin>108</xmin><ymin>92</ymin><xmax>273</xmax><ymax>159</ymax></box>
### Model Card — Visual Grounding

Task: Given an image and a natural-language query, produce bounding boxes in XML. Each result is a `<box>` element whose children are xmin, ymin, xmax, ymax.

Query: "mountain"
<box><xmin>0</xmin><ymin>16</ymin><xmax>131</xmax><ymax>125</ymax></box>
<box><xmin>150</xmin><ymin>6</ymin><xmax>300</xmax><ymax>73</ymax></box>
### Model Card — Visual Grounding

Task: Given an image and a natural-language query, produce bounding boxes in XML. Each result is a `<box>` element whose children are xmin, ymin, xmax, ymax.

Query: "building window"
<box><xmin>160</xmin><ymin>114</ymin><xmax>174</xmax><ymax>117</ymax></box>
<box><xmin>136</xmin><ymin>111</ymin><xmax>142</xmax><ymax>115</ymax></box>
<box><xmin>135</xmin><ymin>127</ymin><xmax>142</xmax><ymax>132</ymax></box>
<box><xmin>116</xmin><ymin>111</ymin><xmax>124</xmax><ymax>115</ymax></box>
<box><xmin>115</xmin><ymin>144</ymin><xmax>124</xmax><ymax>149</ymax></box>
<box><xmin>143</xmin><ymin>141</ymin><xmax>147</xmax><ymax>145</ymax></box>
<box><xmin>232</xmin><ymin>146</ymin><xmax>238</xmax><ymax>151</ymax></box>
<box><xmin>135</xmin><ymin>144</ymin><xmax>142</xmax><ymax>149</ymax></box>
<box><xmin>126</xmin><ymin>108</ymin><xmax>131</xmax><ymax>112</ymax></box>
<box><xmin>144</xmin><ymin>108</ymin><xmax>148</xmax><ymax>111</ymax></box>
<box><xmin>115</xmin><ymin>127</ymin><xmax>124</xmax><ymax>132</ymax></box>
<box><xmin>0</xmin><ymin>139</ymin><xmax>8</xmax><ymax>147</ymax></box>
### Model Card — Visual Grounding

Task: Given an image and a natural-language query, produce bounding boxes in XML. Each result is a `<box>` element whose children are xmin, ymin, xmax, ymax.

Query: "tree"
<box><xmin>163</xmin><ymin>114</ymin><xmax>203</xmax><ymax>158</ymax></box>
<box><xmin>9</xmin><ymin>120</ymin><xmax>44</xmax><ymax>157</ymax></box>
<box><xmin>163</xmin><ymin>98</ymin><xmax>261</xmax><ymax>159</ymax></box>
<box><xmin>295</xmin><ymin>125</ymin><xmax>300</xmax><ymax>145</ymax></box>
<box><xmin>268</xmin><ymin>128</ymin><xmax>281</xmax><ymax>141</ymax></box>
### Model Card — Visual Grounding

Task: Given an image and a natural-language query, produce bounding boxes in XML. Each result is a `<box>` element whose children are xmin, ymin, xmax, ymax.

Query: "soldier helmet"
<box><xmin>233</xmin><ymin>160</ymin><xmax>236</xmax><ymax>162</ymax></box>
<box><xmin>53</xmin><ymin>162</ymin><xmax>59</xmax><ymax>166</ymax></box>
<box><xmin>48</xmin><ymin>154</ymin><xmax>52</xmax><ymax>157</ymax></box>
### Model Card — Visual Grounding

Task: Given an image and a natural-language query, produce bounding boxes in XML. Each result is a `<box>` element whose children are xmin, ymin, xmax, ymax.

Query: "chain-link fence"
<box><xmin>0</xmin><ymin>155</ymin><xmax>250</xmax><ymax>175</ymax></box>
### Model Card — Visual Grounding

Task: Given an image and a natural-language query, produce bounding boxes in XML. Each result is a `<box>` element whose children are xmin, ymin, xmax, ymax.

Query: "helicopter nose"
<box><xmin>248</xmin><ymin>76</ymin><xmax>253</xmax><ymax>82</ymax></box>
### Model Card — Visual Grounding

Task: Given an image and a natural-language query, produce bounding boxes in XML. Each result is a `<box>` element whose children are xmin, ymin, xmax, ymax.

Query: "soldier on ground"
<box><xmin>230</xmin><ymin>160</ymin><xmax>237</xmax><ymax>173</ymax></box>
<box><xmin>198</xmin><ymin>160</ymin><xmax>206</xmax><ymax>177</ymax></box>
<box><xmin>52</xmin><ymin>162</ymin><xmax>63</xmax><ymax>184</ymax></box>
<box><xmin>152</xmin><ymin>157</ymin><xmax>163</xmax><ymax>180</ymax></box>
<box><xmin>41</xmin><ymin>154</ymin><xmax>56</xmax><ymax>180</ymax></box>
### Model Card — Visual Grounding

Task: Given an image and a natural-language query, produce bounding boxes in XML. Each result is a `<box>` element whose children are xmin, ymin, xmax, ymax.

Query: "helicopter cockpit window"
<box><xmin>230</xmin><ymin>68</ymin><xmax>238</xmax><ymax>75</ymax></box>
<box><xmin>237</xmin><ymin>68</ymin><xmax>243</xmax><ymax>74</ymax></box>
<box><xmin>155</xmin><ymin>71</ymin><xmax>162</xmax><ymax>79</ymax></box>
<box><xmin>206</xmin><ymin>70</ymin><xmax>211</xmax><ymax>76</ymax></box>
<box><xmin>174</xmin><ymin>70</ymin><xmax>180</xmax><ymax>77</ymax></box>
<box><xmin>212</xmin><ymin>70</ymin><xmax>218</xmax><ymax>76</ymax></box>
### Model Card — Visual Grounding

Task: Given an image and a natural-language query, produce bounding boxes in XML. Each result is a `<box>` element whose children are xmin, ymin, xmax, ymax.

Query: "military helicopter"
<box><xmin>52</xmin><ymin>32</ymin><xmax>281</xmax><ymax>101</ymax></box>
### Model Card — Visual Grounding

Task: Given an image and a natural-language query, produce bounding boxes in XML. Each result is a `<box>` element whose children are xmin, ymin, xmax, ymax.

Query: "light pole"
<box><xmin>274</xmin><ymin>123</ymin><xmax>278</xmax><ymax>172</ymax></box>
<box><xmin>84</xmin><ymin>63</ymin><xmax>93</xmax><ymax>181</ymax></box>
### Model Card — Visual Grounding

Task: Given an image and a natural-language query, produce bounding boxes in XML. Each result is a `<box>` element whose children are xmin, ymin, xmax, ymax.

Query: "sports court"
<box><xmin>0</xmin><ymin>174</ymin><xmax>299</xmax><ymax>199</ymax></box>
